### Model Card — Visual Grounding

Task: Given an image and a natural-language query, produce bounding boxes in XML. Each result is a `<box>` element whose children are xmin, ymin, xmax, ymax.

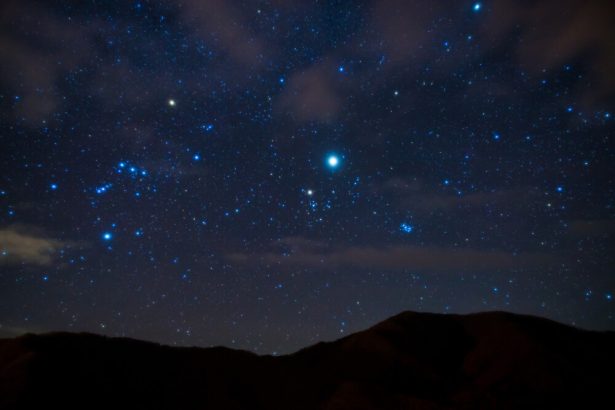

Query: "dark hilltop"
<box><xmin>1</xmin><ymin>311</ymin><xmax>614</xmax><ymax>409</ymax></box>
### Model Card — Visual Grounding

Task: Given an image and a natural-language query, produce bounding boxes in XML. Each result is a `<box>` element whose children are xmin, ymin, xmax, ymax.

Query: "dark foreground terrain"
<box><xmin>1</xmin><ymin>311</ymin><xmax>614</xmax><ymax>409</ymax></box>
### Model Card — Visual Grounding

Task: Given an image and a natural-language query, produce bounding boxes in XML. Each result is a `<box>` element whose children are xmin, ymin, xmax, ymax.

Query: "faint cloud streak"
<box><xmin>0</xmin><ymin>227</ymin><xmax>66</xmax><ymax>266</ymax></box>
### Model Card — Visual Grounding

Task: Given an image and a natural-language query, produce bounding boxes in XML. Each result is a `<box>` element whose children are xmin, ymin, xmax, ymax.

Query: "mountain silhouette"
<box><xmin>1</xmin><ymin>311</ymin><xmax>613</xmax><ymax>409</ymax></box>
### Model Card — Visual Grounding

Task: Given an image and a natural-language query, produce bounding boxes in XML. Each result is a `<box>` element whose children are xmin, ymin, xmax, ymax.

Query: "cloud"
<box><xmin>483</xmin><ymin>0</ymin><xmax>615</xmax><ymax>103</ymax></box>
<box><xmin>0</xmin><ymin>227</ymin><xmax>66</xmax><ymax>266</ymax></box>
<box><xmin>367</xmin><ymin>0</ymin><xmax>615</xmax><ymax>103</ymax></box>
<box><xmin>227</xmin><ymin>236</ymin><xmax>558</xmax><ymax>273</ymax></box>
<box><xmin>179</xmin><ymin>0</ymin><xmax>269</xmax><ymax>67</ymax></box>
<box><xmin>568</xmin><ymin>219</ymin><xmax>615</xmax><ymax>237</ymax></box>
<box><xmin>379</xmin><ymin>177</ymin><xmax>539</xmax><ymax>212</ymax></box>
<box><xmin>370</xmin><ymin>0</ymin><xmax>442</xmax><ymax>65</ymax></box>
<box><xmin>0</xmin><ymin>0</ymin><xmax>96</xmax><ymax>124</ymax></box>
<box><xmin>275</xmin><ymin>62</ymin><xmax>342</xmax><ymax>122</ymax></box>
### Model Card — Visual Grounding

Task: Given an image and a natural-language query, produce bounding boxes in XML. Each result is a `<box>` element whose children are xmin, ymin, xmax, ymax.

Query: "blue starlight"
<box><xmin>493</xmin><ymin>132</ymin><xmax>501</xmax><ymax>140</ymax></box>
<box><xmin>338</xmin><ymin>65</ymin><xmax>345</xmax><ymax>73</ymax></box>
<box><xmin>193</xmin><ymin>153</ymin><xmax>201</xmax><ymax>161</ymax></box>
<box><xmin>400</xmin><ymin>223</ymin><xmax>413</xmax><ymax>233</ymax></box>
<box><xmin>556</xmin><ymin>186</ymin><xmax>564</xmax><ymax>193</ymax></box>
<box><xmin>95</xmin><ymin>183</ymin><xmax>112</xmax><ymax>194</ymax></box>
<box><xmin>201</xmin><ymin>124</ymin><xmax>214</xmax><ymax>132</ymax></box>
<box><xmin>327</xmin><ymin>154</ymin><xmax>340</xmax><ymax>168</ymax></box>
<box><xmin>135</xmin><ymin>229</ymin><xmax>143</xmax><ymax>237</ymax></box>
<box><xmin>473</xmin><ymin>3</ymin><xmax>481</xmax><ymax>12</ymax></box>
<box><xmin>102</xmin><ymin>232</ymin><xmax>112</xmax><ymax>241</ymax></box>
<box><xmin>50</xmin><ymin>183</ymin><xmax>58</xmax><ymax>190</ymax></box>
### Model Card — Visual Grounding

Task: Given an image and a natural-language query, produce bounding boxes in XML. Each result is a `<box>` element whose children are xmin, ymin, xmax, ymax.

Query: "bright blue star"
<box><xmin>327</xmin><ymin>155</ymin><xmax>340</xmax><ymax>168</ymax></box>
<box><xmin>193</xmin><ymin>154</ymin><xmax>201</xmax><ymax>161</ymax></box>
<box><xmin>566</xmin><ymin>106</ymin><xmax>573</xmax><ymax>113</ymax></box>
<box><xmin>135</xmin><ymin>229</ymin><xmax>143</xmax><ymax>237</ymax></box>
<box><xmin>400</xmin><ymin>223</ymin><xmax>413</xmax><ymax>233</ymax></box>
<box><xmin>50</xmin><ymin>183</ymin><xmax>58</xmax><ymax>190</ymax></box>
<box><xmin>96</xmin><ymin>183</ymin><xmax>112</xmax><ymax>194</ymax></box>
<box><xmin>338</xmin><ymin>65</ymin><xmax>345</xmax><ymax>73</ymax></box>
<box><xmin>556</xmin><ymin>186</ymin><xmax>564</xmax><ymax>193</ymax></box>
<box><xmin>202</xmin><ymin>124</ymin><xmax>214</xmax><ymax>132</ymax></box>
<box><xmin>473</xmin><ymin>3</ymin><xmax>481</xmax><ymax>12</ymax></box>
<box><xmin>102</xmin><ymin>232</ymin><xmax>112</xmax><ymax>241</ymax></box>
<box><xmin>279</xmin><ymin>77</ymin><xmax>285</xmax><ymax>84</ymax></box>
<box><xmin>492</xmin><ymin>132</ymin><xmax>501</xmax><ymax>140</ymax></box>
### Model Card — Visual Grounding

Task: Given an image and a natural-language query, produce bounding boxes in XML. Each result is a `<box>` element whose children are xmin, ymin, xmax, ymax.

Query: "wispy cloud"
<box><xmin>275</xmin><ymin>61</ymin><xmax>342</xmax><ymax>122</ymax></box>
<box><xmin>227</xmin><ymin>236</ymin><xmax>558</xmax><ymax>273</ymax></box>
<box><xmin>0</xmin><ymin>226</ymin><xmax>66</xmax><ymax>266</ymax></box>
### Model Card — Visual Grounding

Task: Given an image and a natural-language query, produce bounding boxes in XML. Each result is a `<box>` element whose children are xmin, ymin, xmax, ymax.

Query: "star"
<box><xmin>168</xmin><ymin>99</ymin><xmax>176</xmax><ymax>107</ymax></box>
<box><xmin>102</xmin><ymin>232</ymin><xmax>112</xmax><ymax>241</ymax></box>
<box><xmin>473</xmin><ymin>3</ymin><xmax>482</xmax><ymax>12</ymax></box>
<box><xmin>400</xmin><ymin>223</ymin><xmax>413</xmax><ymax>233</ymax></box>
<box><xmin>49</xmin><ymin>183</ymin><xmax>58</xmax><ymax>190</ymax></box>
<box><xmin>327</xmin><ymin>155</ymin><xmax>340</xmax><ymax>168</ymax></box>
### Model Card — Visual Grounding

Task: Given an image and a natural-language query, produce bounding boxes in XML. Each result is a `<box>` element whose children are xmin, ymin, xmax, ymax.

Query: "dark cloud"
<box><xmin>179</xmin><ymin>0</ymin><xmax>269</xmax><ymax>67</ymax></box>
<box><xmin>275</xmin><ymin>61</ymin><xmax>342</xmax><ymax>122</ymax></box>
<box><xmin>379</xmin><ymin>177</ymin><xmax>539</xmax><ymax>212</ymax></box>
<box><xmin>568</xmin><ymin>219</ymin><xmax>615</xmax><ymax>237</ymax></box>
<box><xmin>370</xmin><ymin>0</ymin><xmax>444</xmax><ymax>65</ymax></box>
<box><xmin>227</xmin><ymin>236</ymin><xmax>558</xmax><ymax>273</ymax></box>
<box><xmin>367</xmin><ymin>0</ymin><xmax>615</xmax><ymax>104</ymax></box>
<box><xmin>483</xmin><ymin>0</ymin><xmax>615</xmax><ymax>103</ymax></box>
<box><xmin>0</xmin><ymin>1</ymin><xmax>96</xmax><ymax>124</ymax></box>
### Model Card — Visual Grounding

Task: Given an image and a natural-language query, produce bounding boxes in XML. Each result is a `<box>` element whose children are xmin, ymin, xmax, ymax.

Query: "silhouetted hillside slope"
<box><xmin>1</xmin><ymin>311</ymin><xmax>613</xmax><ymax>409</ymax></box>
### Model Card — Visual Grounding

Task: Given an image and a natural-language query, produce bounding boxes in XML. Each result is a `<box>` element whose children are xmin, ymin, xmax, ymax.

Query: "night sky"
<box><xmin>1</xmin><ymin>0</ymin><xmax>614</xmax><ymax>354</ymax></box>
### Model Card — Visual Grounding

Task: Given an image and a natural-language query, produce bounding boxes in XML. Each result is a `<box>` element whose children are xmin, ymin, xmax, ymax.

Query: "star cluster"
<box><xmin>0</xmin><ymin>0</ymin><xmax>614</xmax><ymax>353</ymax></box>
